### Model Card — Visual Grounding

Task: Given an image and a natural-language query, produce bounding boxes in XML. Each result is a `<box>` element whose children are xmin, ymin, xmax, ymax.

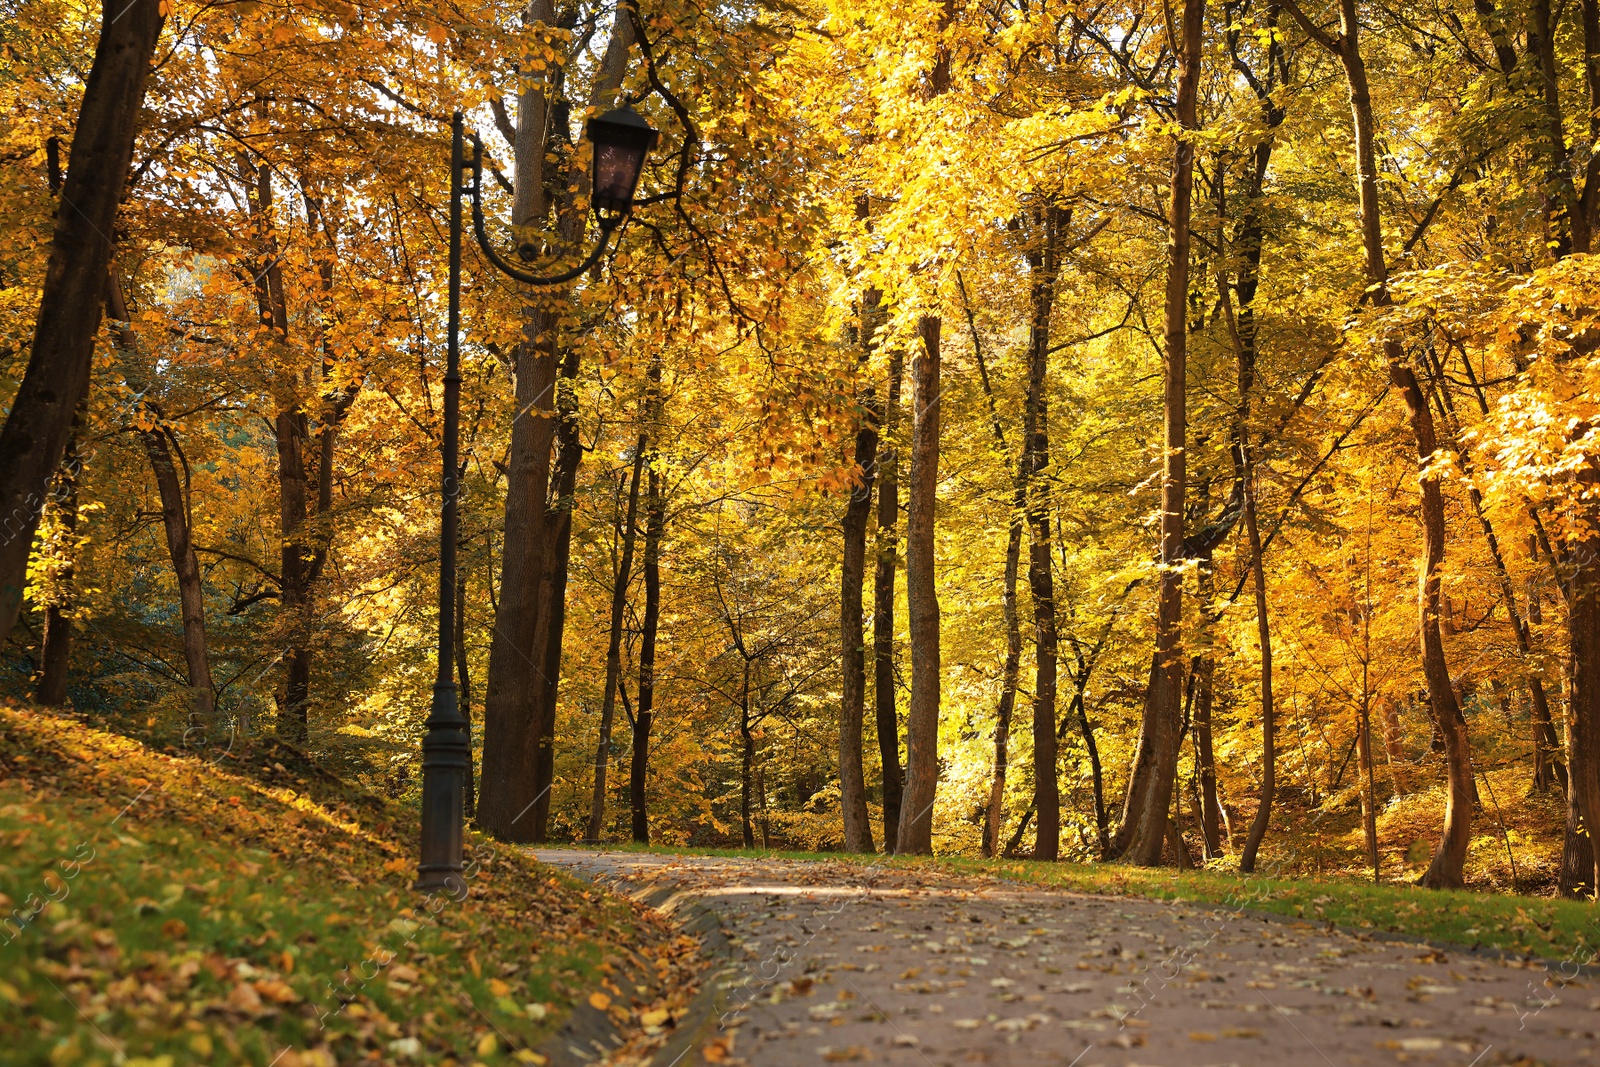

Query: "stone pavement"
<box><xmin>533</xmin><ymin>849</ymin><xmax>1598</xmax><ymax>1066</ymax></box>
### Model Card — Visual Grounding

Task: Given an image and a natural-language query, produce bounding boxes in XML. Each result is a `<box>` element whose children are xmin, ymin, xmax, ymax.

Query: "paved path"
<box><xmin>533</xmin><ymin>849</ymin><xmax>1597</xmax><ymax>1066</ymax></box>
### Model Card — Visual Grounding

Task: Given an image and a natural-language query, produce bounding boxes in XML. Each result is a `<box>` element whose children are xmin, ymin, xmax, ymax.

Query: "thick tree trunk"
<box><xmin>1564</xmin><ymin>528</ymin><xmax>1600</xmax><ymax>896</ymax></box>
<box><xmin>1116</xmin><ymin>0</ymin><xmax>1203</xmax><ymax>865</ymax></box>
<box><xmin>483</xmin><ymin>4</ymin><xmax>632</xmax><ymax>841</ymax></box>
<box><xmin>586</xmin><ymin>443</ymin><xmax>647</xmax><ymax>842</ymax></box>
<box><xmin>479</xmin><ymin>340</ymin><xmax>559</xmax><ymax>839</ymax></box>
<box><xmin>1558</xmin><ymin>3</ymin><xmax>1600</xmax><ymax>892</ymax></box>
<box><xmin>529</xmin><ymin>345</ymin><xmax>584</xmax><ymax>840</ymax></box>
<box><xmin>897</xmin><ymin>316</ymin><xmax>942</xmax><ymax>854</ymax></box>
<box><xmin>874</xmin><ymin>350</ymin><xmax>905</xmax><ymax>851</ymax></box>
<box><xmin>34</xmin><ymin>420</ymin><xmax>82</xmax><ymax>708</ymax></box>
<box><xmin>0</xmin><ymin>0</ymin><xmax>166</xmax><ymax>648</ymax></box>
<box><xmin>1024</xmin><ymin>215</ymin><xmax>1063</xmax><ymax>861</ymax></box>
<box><xmin>839</xmin><ymin>296</ymin><xmax>881</xmax><ymax>853</ymax></box>
<box><xmin>1560</xmin><ymin>685</ymin><xmax>1598</xmax><ymax>896</ymax></box>
<box><xmin>630</xmin><ymin>467</ymin><xmax>663</xmax><ymax>844</ymax></box>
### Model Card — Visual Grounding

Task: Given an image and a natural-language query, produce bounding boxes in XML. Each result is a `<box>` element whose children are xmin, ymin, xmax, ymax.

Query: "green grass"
<box><xmin>0</xmin><ymin>705</ymin><xmax>673</xmax><ymax>1067</ymax></box>
<box><xmin>556</xmin><ymin>840</ymin><xmax>1600</xmax><ymax>965</ymax></box>
<box><xmin>940</xmin><ymin>856</ymin><xmax>1600</xmax><ymax>964</ymax></box>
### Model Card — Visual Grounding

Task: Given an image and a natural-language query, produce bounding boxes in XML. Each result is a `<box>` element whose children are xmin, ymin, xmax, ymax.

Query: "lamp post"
<box><xmin>416</xmin><ymin>106</ymin><xmax>657</xmax><ymax>894</ymax></box>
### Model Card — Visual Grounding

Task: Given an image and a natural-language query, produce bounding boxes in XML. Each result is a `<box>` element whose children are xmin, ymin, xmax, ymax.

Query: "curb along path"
<box><xmin>533</xmin><ymin>850</ymin><xmax>1597</xmax><ymax>1066</ymax></box>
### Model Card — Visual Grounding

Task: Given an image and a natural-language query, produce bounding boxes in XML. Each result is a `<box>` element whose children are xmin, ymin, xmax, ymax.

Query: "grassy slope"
<box><xmin>576</xmin><ymin>842</ymin><xmax>1600</xmax><ymax>965</ymax></box>
<box><xmin>0</xmin><ymin>704</ymin><xmax>698</xmax><ymax>1067</ymax></box>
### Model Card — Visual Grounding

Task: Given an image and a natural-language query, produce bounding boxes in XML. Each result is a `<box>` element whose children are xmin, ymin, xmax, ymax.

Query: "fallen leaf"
<box><xmin>228</xmin><ymin>982</ymin><xmax>262</xmax><ymax>1013</ymax></box>
<box><xmin>588</xmin><ymin>991</ymin><xmax>611</xmax><ymax>1011</ymax></box>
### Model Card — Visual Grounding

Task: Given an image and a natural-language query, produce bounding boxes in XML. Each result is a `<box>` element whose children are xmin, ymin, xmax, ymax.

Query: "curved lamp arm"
<box><xmin>466</xmin><ymin>134</ymin><xmax>623</xmax><ymax>287</ymax></box>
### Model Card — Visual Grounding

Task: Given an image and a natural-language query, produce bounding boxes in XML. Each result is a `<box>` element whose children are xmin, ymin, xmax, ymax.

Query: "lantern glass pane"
<box><xmin>593</xmin><ymin>141</ymin><xmax>644</xmax><ymax>211</ymax></box>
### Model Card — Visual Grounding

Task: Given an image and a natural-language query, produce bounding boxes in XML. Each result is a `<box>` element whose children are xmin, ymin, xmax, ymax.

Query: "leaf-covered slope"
<box><xmin>0</xmin><ymin>703</ymin><xmax>701</xmax><ymax>1066</ymax></box>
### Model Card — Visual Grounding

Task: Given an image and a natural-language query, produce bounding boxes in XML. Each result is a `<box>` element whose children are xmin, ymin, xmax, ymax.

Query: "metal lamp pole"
<box><xmin>416</xmin><ymin>106</ymin><xmax>657</xmax><ymax>892</ymax></box>
<box><xmin>415</xmin><ymin>113</ymin><xmax>471</xmax><ymax>895</ymax></box>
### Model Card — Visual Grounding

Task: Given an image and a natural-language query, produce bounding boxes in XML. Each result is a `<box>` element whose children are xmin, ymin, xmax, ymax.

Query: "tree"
<box><xmin>1114</xmin><ymin>0</ymin><xmax>1206</xmax><ymax>867</ymax></box>
<box><xmin>838</xmin><ymin>288</ymin><xmax>880</xmax><ymax>853</ymax></box>
<box><xmin>0</xmin><ymin>0</ymin><xmax>167</xmax><ymax>648</ymax></box>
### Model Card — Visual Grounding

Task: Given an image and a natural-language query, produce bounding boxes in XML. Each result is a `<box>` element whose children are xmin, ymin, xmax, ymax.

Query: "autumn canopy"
<box><xmin>5</xmin><ymin>0</ymin><xmax>1600</xmax><ymax>898</ymax></box>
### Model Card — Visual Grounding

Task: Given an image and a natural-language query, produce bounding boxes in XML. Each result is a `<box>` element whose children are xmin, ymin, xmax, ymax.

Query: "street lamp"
<box><xmin>466</xmin><ymin>104</ymin><xmax>659</xmax><ymax>286</ymax></box>
<box><xmin>416</xmin><ymin>106</ymin><xmax>657</xmax><ymax>894</ymax></box>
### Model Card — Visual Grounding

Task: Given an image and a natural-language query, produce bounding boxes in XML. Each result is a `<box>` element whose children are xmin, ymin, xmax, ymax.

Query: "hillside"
<box><xmin>0</xmin><ymin>703</ymin><xmax>702</xmax><ymax>1066</ymax></box>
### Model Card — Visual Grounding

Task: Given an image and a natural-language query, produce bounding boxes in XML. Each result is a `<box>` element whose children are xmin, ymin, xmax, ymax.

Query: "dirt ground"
<box><xmin>533</xmin><ymin>848</ymin><xmax>1598</xmax><ymax>1067</ymax></box>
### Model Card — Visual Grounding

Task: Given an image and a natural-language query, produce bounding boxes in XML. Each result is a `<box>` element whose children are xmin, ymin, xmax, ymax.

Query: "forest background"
<box><xmin>5</xmin><ymin>0</ymin><xmax>1600</xmax><ymax>901</ymax></box>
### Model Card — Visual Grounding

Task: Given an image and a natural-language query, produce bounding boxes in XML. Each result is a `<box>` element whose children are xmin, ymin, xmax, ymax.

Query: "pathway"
<box><xmin>534</xmin><ymin>849</ymin><xmax>1597</xmax><ymax>1066</ymax></box>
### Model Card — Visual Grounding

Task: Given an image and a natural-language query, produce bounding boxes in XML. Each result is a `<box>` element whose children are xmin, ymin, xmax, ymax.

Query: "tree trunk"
<box><xmin>1427</xmin><ymin>349</ymin><xmax>1563</xmax><ymax>797</ymax></box>
<box><xmin>1190</xmin><ymin>642</ymin><xmax>1224</xmax><ymax>857</ymax></box>
<box><xmin>458</xmin><ymin>551</ymin><xmax>475</xmax><ymax>818</ymax></box>
<box><xmin>586</xmin><ymin>443</ymin><xmax>647</xmax><ymax>842</ymax></box>
<box><xmin>1523</xmin><ymin>553</ymin><xmax>1566</xmax><ymax>792</ymax></box>
<box><xmin>478</xmin><ymin>339</ymin><xmax>558</xmax><ymax>840</ymax></box>
<box><xmin>897</xmin><ymin>316</ymin><xmax>943</xmax><ymax>854</ymax></box>
<box><xmin>1358</xmin><ymin>680</ymin><xmax>1381</xmax><ymax>881</ymax></box>
<box><xmin>0</xmin><ymin>0</ymin><xmax>167</xmax><ymax>648</ymax></box>
<box><xmin>140</xmin><ymin>423</ymin><xmax>219</xmax><ymax>725</ymax></box>
<box><xmin>236</xmin><ymin>153</ymin><xmax>316</xmax><ymax>744</ymax></box>
<box><xmin>1286</xmin><ymin>0</ymin><xmax>1476</xmax><ymax>887</ymax></box>
<box><xmin>1024</xmin><ymin>212</ymin><xmax>1063</xmax><ymax>862</ymax></box>
<box><xmin>528</xmin><ymin>345</ymin><xmax>584</xmax><ymax>840</ymax></box>
<box><xmin>1238</xmin><ymin>464</ymin><xmax>1275</xmax><ymax>872</ymax></box>
<box><xmin>839</xmin><ymin>295</ymin><xmax>880</xmax><ymax>853</ymax></box>
<box><xmin>630</xmin><ymin>467</ymin><xmax>663</xmax><ymax>844</ymax></box>
<box><xmin>1564</xmin><ymin>518</ymin><xmax>1600</xmax><ymax>895</ymax></box>
<box><xmin>33</xmin><ymin>420</ymin><xmax>82</xmax><ymax>708</ymax></box>
<box><xmin>1560</xmin><ymin>698</ymin><xmax>1598</xmax><ymax>896</ymax></box>
<box><xmin>740</xmin><ymin>668</ymin><xmax>755</xmax><ymax>849</ymax></box>
<box><xmin>962</xmin><ymin>268</ymin><xmax>1027</xmax><ymax>860</ymax></box>
<box><xmin>985</xmin><ymin>518</ymin><xmax>1023</xmax><ymax>857</ymax></box>
<box><xmin>484</xmin><ymin>4</ymin><xmax>632</xmax><ymax>842</ymax></box>
<box><xmin>1531</xmin><ymin>0</ymin><xmax>1589</xmax><ymax>255</ymax></box>
<box><xmin>874</xmin><ymin>349</ymin><xmax>905</xmax><ymax>851</ymax></box>
<box><xmin>107</xmin><ymin>276</ymin><xmax>218</xmax><ymax>727</ymax></box>
<box><xmin>1115</xmin><ymin>0</ymin><xmax>1203</xmax><ymax>866</ymax></box>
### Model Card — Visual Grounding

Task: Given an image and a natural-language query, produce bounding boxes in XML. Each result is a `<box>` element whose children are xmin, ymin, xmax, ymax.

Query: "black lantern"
<box><xmin>587</xmin><ymin>105</ymin><xmax>659</xmax><ymax>215</ymax></box>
